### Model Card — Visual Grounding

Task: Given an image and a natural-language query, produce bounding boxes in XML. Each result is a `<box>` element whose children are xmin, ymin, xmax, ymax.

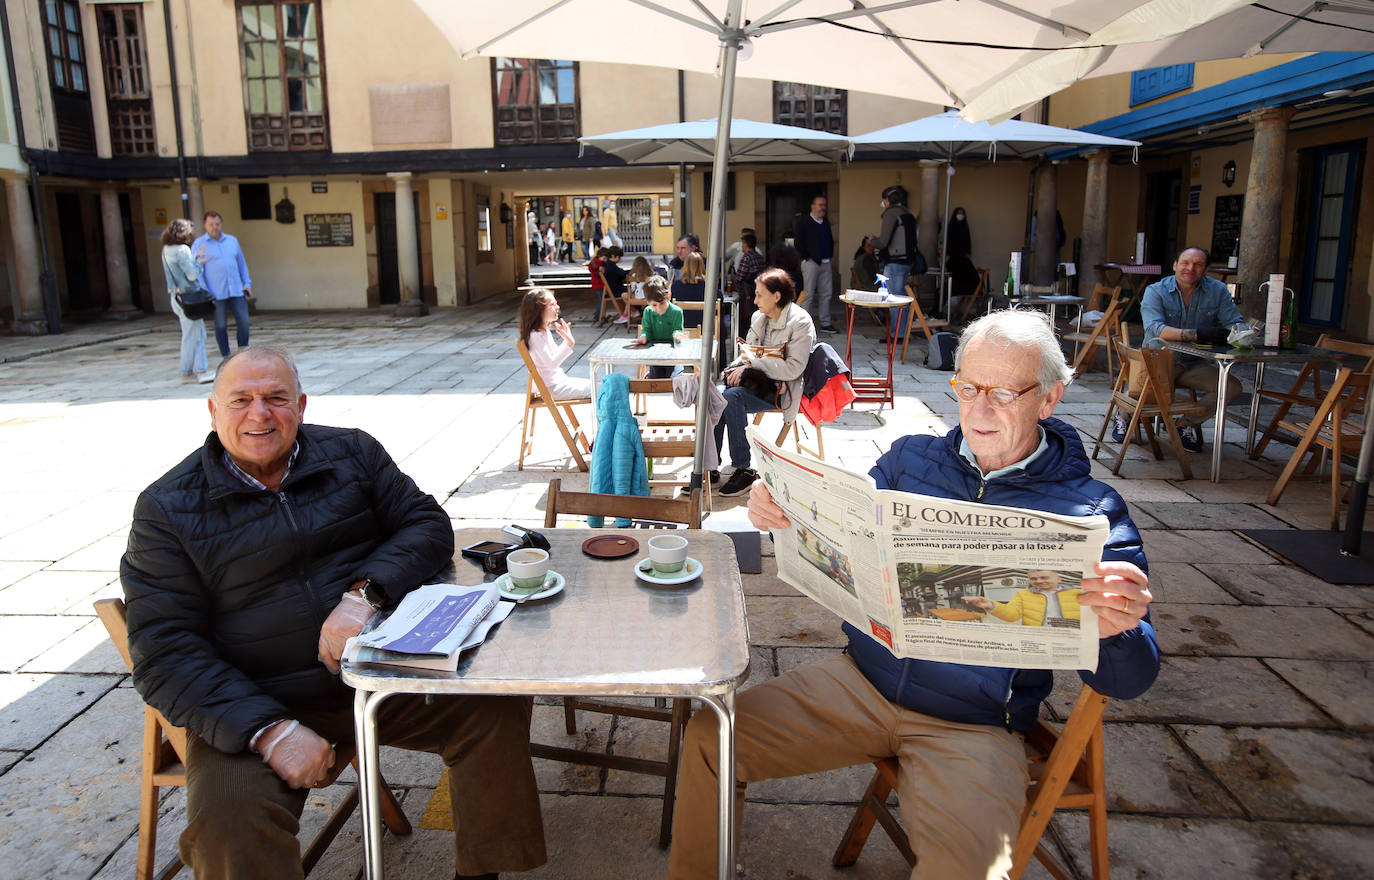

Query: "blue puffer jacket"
<box><xmin>843</xmin><ymin>417</ymin><xmax>1160</xmax><ymax>732</ymax></box>
<box><xmin>589</xmin><ymin>373</ymin><xmax>649</xmax><ymax>527</ymax></box>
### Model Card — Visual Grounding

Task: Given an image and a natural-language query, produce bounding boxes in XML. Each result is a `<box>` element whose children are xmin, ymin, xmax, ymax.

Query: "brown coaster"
<box><xmin>582</xmin><ymin>535</ymin><xmax>640</xmax><ymax>559</ymax></box>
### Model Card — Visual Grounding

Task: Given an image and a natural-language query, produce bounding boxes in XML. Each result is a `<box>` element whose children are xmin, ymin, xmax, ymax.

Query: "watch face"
<box><xmin>361</xmin><ymin>580</ymin><xmax>384</xmax><ymax>607</ymax></box>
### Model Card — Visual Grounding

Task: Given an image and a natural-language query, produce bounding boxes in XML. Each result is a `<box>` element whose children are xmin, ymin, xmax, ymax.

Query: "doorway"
<box><xmin>55</xmin><ymin>192</ymin><xmax>95</xmax><ymax>311</ymax></box>
<box><xmin>765</xmin><ymin>183</ymin><xmax>823</xmax><ymax>251</ymax></box>
<box><xmin>1142</xmin><ymin>170</ymin><xmax>1182</xmax><ymax>267</ymax></box>
<box><xmin>1299</xmin><ymin>144</ymin><xmax>1362</xmax><ymax>327</ymax></box>
<box><xmin>374</xmin><ymin>192</ymin><xmax>421</xmax><ymax>305</ymax></box>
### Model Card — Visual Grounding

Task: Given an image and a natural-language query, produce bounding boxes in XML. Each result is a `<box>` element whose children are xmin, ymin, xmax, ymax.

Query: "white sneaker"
<box><xmin>613</xmin><ymin>314</ymin><xmax>629</xmax><ymax>324</ymax></box>
<box><xmin>197</xmin><ymin>371</ymin><xmax>215</xmax><ymax>384</ymax></box>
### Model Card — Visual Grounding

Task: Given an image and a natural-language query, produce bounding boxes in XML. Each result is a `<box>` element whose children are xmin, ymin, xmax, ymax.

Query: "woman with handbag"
<box><xmin>714</xmin><ymin>267</ymin><xmax>816</xmax><ymax>497</ymax></box>
<box><xmin>160</xmin><ymin>219</ymin><xmax>214</xmax><ymax>384</ymax></box>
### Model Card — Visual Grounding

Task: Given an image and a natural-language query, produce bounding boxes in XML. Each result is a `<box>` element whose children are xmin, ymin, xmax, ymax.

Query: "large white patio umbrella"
<box><xmin>416</xmin><ymin>1</ymin><xmax>1218</xmax><ymax>503</ymax></box>
<box><xmin>962</xmin><ymin>0</ymin><xmax>1374</xmax><ymax>121</ymax></box>
<box><xmin>852</xmin><ymin>111</ymin><xmax>1140</xmax><ymax>300</ymax></box>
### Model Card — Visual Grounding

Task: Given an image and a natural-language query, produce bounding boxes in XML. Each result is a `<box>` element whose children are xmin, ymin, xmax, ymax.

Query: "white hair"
<box><xmin>213</xmin><ymin>346</ymin><xmax>304</xmax><ymax>396</ymax></box>
<box><xmin>953</xmin><ymin>310</ymin><xmax>1073</xmax><ymax>393</ymax></box>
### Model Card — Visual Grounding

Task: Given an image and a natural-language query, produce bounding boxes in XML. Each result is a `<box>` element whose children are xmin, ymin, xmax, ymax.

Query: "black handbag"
<box><xmin>163</xmin><ymin>250</ymin><xmax>215</xmax><ymax>319</ymax></box>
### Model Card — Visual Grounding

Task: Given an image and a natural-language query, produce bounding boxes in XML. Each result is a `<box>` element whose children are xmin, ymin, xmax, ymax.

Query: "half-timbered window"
<box><xmin>238</xmin><ymin>1</ymin><xmax>329</xmax><ymax>152</ymax></box>
<box><xmin>96</xmin><ymin>5</ymin><xmax>154</xmax><ymax>156</ymax></box>
<box><xmin>774</xmin><ymin>82</ymin><xmax>847</xmax><ymax>134</ymax></box>
<box><xmin>492</xmin><ymin>58</ymin><xmax>579</xmax><ymax>146</ymax></box>
<box><xmin>42</xmin><ymin>0</ymin><xmax>95</xmax><ymax>152</ymax></box>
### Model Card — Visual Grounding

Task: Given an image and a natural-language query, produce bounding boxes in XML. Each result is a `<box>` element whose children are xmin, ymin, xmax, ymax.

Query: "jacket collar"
<box><xmin>201</xmin><ymin>424</ymin><xmax>333</xmax><ymax>500</ymax></box>
<box><xmin>946</xmin><ymin>417</ymin><xmax>1089</xmax><ymax>486</ymax></box>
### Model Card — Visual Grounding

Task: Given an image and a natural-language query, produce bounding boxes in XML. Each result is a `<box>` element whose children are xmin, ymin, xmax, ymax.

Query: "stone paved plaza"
<box><xmin>1</xmin><ymin>293</ymin><xmax>1372</xmax><ymax>879</ymax></box>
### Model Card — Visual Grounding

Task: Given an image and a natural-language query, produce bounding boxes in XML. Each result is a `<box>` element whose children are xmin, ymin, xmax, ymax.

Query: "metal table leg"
<box><xmin>354</xmin><ymin>688</ymin><xmax>394</xmax><ymax>880</ymax></box>
<box><xmin>1210</xmin><ymin>361</ymin><xmax>1235</xmax><ymax>482</ymax></box>
<box><xmin>696</xmin><ymin>690</ymin><xmax>738</xmax><ymax>880</ymax></box>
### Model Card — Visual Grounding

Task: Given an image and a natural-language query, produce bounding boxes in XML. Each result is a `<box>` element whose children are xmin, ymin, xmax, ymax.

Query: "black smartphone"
<box><xmin>461</xmin><ymin>540</ymin><xmax>519</xmax><ymax>560</ymax></box>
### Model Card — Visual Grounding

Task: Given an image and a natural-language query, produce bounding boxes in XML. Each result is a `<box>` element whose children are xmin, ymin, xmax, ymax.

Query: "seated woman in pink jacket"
<box><xmin>519</xmin><ymin>288</ymin><xmax>592</xmax><ymax>400</ymax></box>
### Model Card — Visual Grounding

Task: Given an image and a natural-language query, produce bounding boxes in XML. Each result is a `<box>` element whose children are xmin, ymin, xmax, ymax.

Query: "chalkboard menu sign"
<box><xmin>1210</xmin><ymin>195</ymin><xmax>1244</xmax><ymax>263</ymax></box>
<box><xmin>304</xmin><ymin>213</ymin><xmax>354</xmax><ymax>247</ymax></box>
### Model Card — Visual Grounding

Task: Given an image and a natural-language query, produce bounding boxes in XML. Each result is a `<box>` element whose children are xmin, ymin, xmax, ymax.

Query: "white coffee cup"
<box><xmin>506</xmin><ymin>548</ymin><xmax>550</xmax><ymax>589</ymax></box>
<box><xmin>647</xmin><ymin>534</ymin><xmax>688</xmax><ymax>574</ymax></box>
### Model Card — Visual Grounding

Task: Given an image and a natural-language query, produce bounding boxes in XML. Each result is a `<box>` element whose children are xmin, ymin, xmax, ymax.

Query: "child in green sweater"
<box><xmin>636</xmin><ymin>275</ymin><xmax>684</xmax><ymax>379</ymax></box>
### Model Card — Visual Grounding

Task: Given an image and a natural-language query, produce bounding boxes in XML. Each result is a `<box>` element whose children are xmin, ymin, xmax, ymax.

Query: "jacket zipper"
<box><xmin>277</xmin><ymin>491</ymin><xmax>324</xmax><ymax>622</ymax></box>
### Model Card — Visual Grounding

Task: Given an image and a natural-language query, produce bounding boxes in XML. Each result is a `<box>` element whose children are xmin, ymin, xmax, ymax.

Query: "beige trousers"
<box><xmin>666</xmin><ymin>654</ymin><xmax>1028</xmax><ymax>880</ymax></box>
<box><xmin>1175</xmin><ymin>361</ymin><xmax>1242</xmax><ymax>427</ymax></box>
<box><xmin>181</xmin><ymin>694</ymin><xmax>546</xmax><ymax>880</ymax></box>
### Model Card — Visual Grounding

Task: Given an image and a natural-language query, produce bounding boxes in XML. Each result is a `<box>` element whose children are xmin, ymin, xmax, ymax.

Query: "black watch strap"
<box><xmin>357</xmin><ymin>577</ymin><xmax>386</xmax><ymax>609</ymax></box>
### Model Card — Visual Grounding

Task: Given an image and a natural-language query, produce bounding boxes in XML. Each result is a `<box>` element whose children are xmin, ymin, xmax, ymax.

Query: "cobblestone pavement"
<box><xmin>1</xmin><ymin>294</ymin><xmax>1371</xmax><ymax>879</ymax></box>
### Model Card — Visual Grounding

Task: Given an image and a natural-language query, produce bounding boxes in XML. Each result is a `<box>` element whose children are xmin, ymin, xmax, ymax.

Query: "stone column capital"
<box><xmin>1083</xmin><ymin>148</ymin><xmax>1110</xmax><ymax>162</ymax></box>
<box><xmin>386</xmin><ymin>171</ymin><xmax>414</xmax><ymax>184</ymax></box>
<box><xmin>918</xmin><ymin>159</ymin><xmax>944</xmax><ymax>168</ymax></box>
<box><xmin>1240</xmin><ymin>105</ymin><xmax>1296</xmax><ymax>128</ymax></box>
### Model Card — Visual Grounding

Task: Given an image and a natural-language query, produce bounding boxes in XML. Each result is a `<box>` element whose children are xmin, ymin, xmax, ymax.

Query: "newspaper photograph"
<box><xmin>747</xmin><ymin>427</ymin><xmax>1109</xmax><ymax>671</ymax></box>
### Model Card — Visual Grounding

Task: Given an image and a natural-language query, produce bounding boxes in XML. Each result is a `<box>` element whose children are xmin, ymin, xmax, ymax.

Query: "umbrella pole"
<box><xmin>693</xmin><ymin>0</ymin><xmax>744</xmax><ymax>494</ymax></box>
<box><xmin>939</xmin><ymin>160</ymin><xmax>953</xmax><ymax>315</ymax></box>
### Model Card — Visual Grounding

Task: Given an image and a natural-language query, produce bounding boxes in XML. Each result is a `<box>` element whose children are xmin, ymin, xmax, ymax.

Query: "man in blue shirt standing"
<box><xmin>194</xmin><ymin>211</ymin><xmax>254</xmax><ymax>359</ymax></box>
<box><xmin>1138</xmin><ymin>246</ymin><xmax>1249</xmax><ymax>451</ymax></box>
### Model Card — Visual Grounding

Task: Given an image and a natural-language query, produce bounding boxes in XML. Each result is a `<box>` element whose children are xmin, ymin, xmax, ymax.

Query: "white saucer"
<box><xmin>495</xmin><ymin>571</ymin><xmax>565</xmax><ymax>602</ymax></box>
<box><xmin>634</xmin><ymin>557</ymin><xmax>703</xmax><ymax>586</ymax></box>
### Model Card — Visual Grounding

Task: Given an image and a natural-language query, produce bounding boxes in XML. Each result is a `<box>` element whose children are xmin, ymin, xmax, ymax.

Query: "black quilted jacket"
<box><xmin>120</xmin><ymin>424</ymin><xmax>454</xmax><ymax>753</ymax></box>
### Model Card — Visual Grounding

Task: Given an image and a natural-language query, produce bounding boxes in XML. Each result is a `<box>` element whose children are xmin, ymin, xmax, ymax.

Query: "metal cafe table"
<box><xmin>587</xmin><ymin>336</ymin><xmax>704</xmax><ymax>402</ymax></box>
<box><xmin>1162</xmin><ymin>341</ymin><xmax>1368</xmax><ymax>482</ymax></box>
<box><xmin>840</xmin><ymin>290</ymin><xmax>913</xmax><ymax>409</ymax></box>
<box><xmin>343</xmin><ymin>528</ymin><xmax>751</xmax><ymax>880</ymax></box>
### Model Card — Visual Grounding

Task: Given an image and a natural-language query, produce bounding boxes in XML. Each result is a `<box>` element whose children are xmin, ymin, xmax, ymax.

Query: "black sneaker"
<box><xmin>1177</xmin><ymin>423</ymin><xmax>1204</xmax><ymax>452</ymax></box>
<box><xmin>718</xmin><ymin>468</ymin><xmax>758</xmax><ymax>496</ymax></box>
<box><xmin>819</xmin><ymin>324</ymin><xmax>838</xmax><ymax>334</ymax></box>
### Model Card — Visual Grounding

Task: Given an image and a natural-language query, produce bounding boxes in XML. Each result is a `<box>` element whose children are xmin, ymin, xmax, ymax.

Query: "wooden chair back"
<box><xmin>1266</xmin><ymin>371</ymin><xmax>1371</xmax><ymax>527</ymax></box>
<box><xmin>1249</xmin><ymin>334</ymin><xmax>1374</xmax><ymax>459</ymax></box>
<box><xmin>1067</xmin><ymin>292</ymin><xmax>1125</xmax><ymax>376</ymax></box>
<box><xmin>675</xmin><ymin>300</ymin><xmax>721</xmax><ymax>347</ymax></box>
<box><xmin>93</xmin><ymin>598</ymin><xmax>410</xmax><ymax>880</ymax></box>
<box><xmin>899</xmin><ymin>281</ymin><xmax>950</xmax><ymax>365</ymax></box>
<box><xmin>832</xmin><ymin>684</ymin><xmax>1110</xmax><ymax>879</ymax></box>
<box><xmin>1091</xmin><ymin>326</ymin><xmax>1208</xmax><ymax>479</ymax></box>
<box><xmin>543</xmin><ymin>478</ymin><xmax>702</xmax><ymax>529</ymax></box>
<box><xmin>516</xmin><ymin>338</ymin><xmax>591</xmax><ymax>472</ymax></box>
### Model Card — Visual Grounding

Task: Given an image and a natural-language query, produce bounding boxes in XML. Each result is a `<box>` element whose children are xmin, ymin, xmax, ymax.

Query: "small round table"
<box><xmin>840</xmin><ymin>292</ymin><xmax>913</xmax><ymax>409</ymax></box>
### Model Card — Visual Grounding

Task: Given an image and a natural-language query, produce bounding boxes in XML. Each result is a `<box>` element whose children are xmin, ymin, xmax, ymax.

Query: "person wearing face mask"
<box><xmin>946</xmin><ymin>206</ymin><xmax>981</xmax><ymax>303</ymax></box>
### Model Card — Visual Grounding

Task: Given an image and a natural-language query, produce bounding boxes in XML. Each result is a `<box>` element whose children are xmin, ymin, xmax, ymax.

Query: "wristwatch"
<box><xmin>353</xmin><ymin>577</ymin><xmax>386</xmax><ymax>610</ymax></box>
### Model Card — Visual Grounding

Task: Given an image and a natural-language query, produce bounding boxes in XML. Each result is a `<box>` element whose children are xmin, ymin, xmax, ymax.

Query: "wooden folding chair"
<box><xmin>1249</xmin><ymin>336</ymin><xmax>1374</xmax><ymax>460</ymax></box>
<box><xmin>93</xmin><ymin>598</ymin><xmax>410</xmax><ymax>880</ymax></box>
<box><xmin>539</xmin><ymin>478</ymin><xmax>701</xmax><ymax>847</ymax></box>
<box><xmin>832</xmin><ymin>684</ymin><xmax>1110</xmax><ymax>880</ymax></box>
<box><xmin>1064</xmin><ymin>285</ymin><xmax>1124</xmax><ymax>376</ymax></box>
<box><xmin>516</xmin><ymin>339</ymin><xmax>591</xmax><ymax>472</ymax></box>
<box><xmin>953</xmin><ymin>268</ymin><xmax>990</xmax><ymax>324</ymax></box>
<box><xmin>1091</xmin><ymin>325</ymin><xmax>1209</xmax><ymax>479</ymax></box>
<box><xmin>596</xmin><ymin>267</ymin><xmax>624</xmax><ymax>327</ymax></box>
<box><xmin>751</xmin><ymin>410</ymin><xmax>825</xmax><ymax>459</ymax></box>
<box><xmin>1266</xmin><ymin>370</ymin><xmax>1369</xmax><ymax>528</ymax></box>
<box><xmin>899</xmin><ymin>280</ymin><xmax>950</xmax><ymax>365</ymax></box>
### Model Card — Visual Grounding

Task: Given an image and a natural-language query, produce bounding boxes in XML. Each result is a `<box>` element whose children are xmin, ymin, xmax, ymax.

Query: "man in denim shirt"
<box><xmin>1138</xmin><ymin>246</ymin><xmax>1249</xmax><ymax>451</ymax></box>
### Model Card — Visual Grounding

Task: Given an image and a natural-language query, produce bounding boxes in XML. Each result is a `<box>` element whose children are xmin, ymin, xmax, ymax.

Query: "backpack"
<box><xmin>924</xmin><ymin>331</ymin><xmax>958</xmax><ymax>371</ymax></box>
<box><xmin>878</xmin><ymin>211</ymin><xmax>926</xmax><ymax>275</ymax></box>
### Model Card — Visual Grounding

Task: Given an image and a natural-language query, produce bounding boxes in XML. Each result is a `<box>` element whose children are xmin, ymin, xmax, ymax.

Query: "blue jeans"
<box><xmin>883</xmin><ymin>262</ymin><xmax>911</xmax><ymax>339</ymax></box>
<box><xmin>170</xmin><ymin>294</ymin><xmax>208</xmax><ymax>374</ymax></box>
<box><xmin>213</xmin><ymin>295</ymin><xmax>251</xmax><ymax>357</ymax></box>
<box><xmin>713</xmin><ymin>384</ymin><xmax>778</xmax><ymax>470</ymax></box>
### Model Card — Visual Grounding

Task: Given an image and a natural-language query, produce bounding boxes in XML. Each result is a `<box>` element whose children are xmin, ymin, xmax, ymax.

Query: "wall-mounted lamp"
<box><xmin>1222</xmin><ymin>160</ymin><xmax>1237</xmax><ymax>188</ymax></box>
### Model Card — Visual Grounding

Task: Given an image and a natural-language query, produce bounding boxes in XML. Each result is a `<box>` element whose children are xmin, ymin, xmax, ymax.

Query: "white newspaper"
<box><xmin>343</xmin><ymin>583</ymin><xmax>509</xmax><ymax>672</ymax></box>
<box><xmin>748</xmin><ymin>428</ymin><xmax>1108</xmax><ymax>671</ymax></box>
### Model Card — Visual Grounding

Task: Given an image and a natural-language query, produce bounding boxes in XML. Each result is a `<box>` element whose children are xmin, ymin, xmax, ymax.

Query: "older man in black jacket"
<box><xmin>121</xmin><ymin>346</ymin><xmax>544</xmax><ymax>880</ymax></box>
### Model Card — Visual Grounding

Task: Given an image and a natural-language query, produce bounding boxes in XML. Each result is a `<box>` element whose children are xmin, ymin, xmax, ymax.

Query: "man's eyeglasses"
<box><xmin>950</xmin><ymin>377</ymin><xmax>1039</xmax><ymax>408</ymax></box>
